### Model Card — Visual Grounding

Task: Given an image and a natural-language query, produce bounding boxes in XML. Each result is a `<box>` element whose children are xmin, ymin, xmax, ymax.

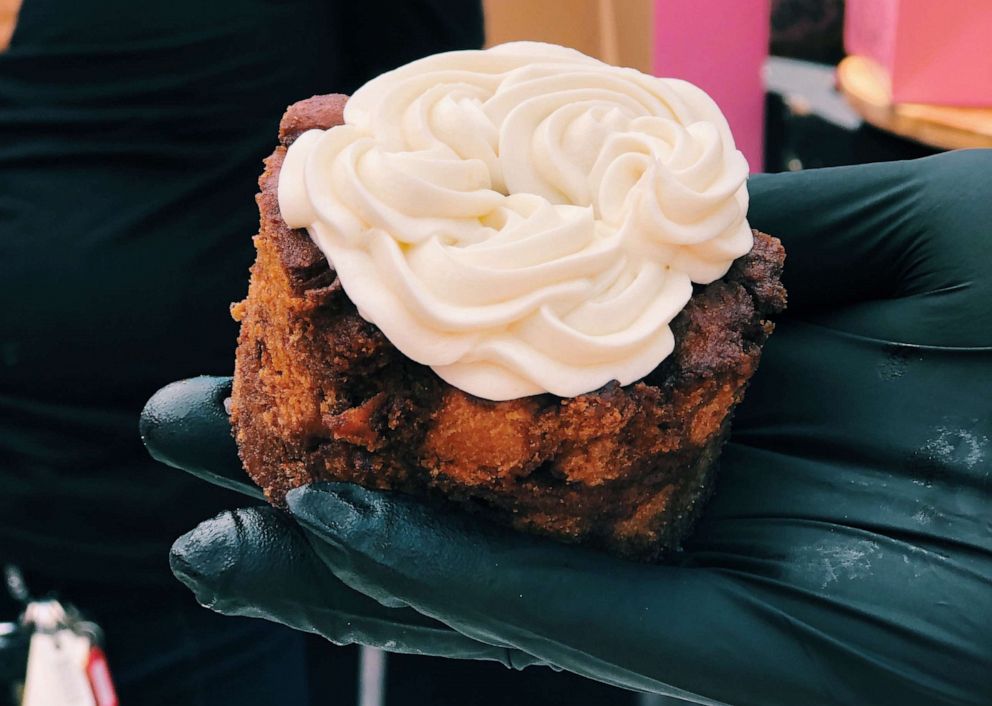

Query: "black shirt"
<box><xmin>0</xmin><ymin>0</ymin><xmax>482</xmax><ymax>586</ymax></box>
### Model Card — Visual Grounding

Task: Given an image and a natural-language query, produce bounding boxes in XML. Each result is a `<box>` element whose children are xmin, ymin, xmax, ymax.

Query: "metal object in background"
<box><xmin>765</xmin><ymin>56</ymin><xmax>861</xmax><ymax>131</ymax></box>
<box><xmin>1</xmin><ymin>565</ymin><xmax>118</xmax><ymax>706</ymax></box>
<box><xmin>358</xmin><ymin>647</ymin><xmax>387</xmax><ymax>706</ymax></box>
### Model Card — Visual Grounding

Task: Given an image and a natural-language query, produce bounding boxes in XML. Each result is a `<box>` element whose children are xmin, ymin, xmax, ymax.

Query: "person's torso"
<box><xmin>0</xmin><ymin>0</ymin><xmax>345</xmax><ymax>584</ymax></box>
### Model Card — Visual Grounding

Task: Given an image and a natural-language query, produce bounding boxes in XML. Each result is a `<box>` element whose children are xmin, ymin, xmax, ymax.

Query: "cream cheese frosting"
<box><xmin>278</xmin><ymin>42</ymin><xmax>753</xmax><ymax>401</ymax></box>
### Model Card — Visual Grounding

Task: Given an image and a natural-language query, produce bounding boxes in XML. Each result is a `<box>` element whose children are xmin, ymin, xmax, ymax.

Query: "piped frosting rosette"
<box><xmin>278</xmin><ymin>42</ymin><xmax>752</xmax><ymax>400</ymax></box>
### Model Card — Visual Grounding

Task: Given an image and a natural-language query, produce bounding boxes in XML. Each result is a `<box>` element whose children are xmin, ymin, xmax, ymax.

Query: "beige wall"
<box><xmin>483</xmin><ymin>0</ymin><xmax>652</xmax><ymax>73</ymax></box>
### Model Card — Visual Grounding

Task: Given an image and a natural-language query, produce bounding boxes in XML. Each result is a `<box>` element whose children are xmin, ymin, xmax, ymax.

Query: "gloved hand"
<box><xmin>142</xmin><ymin>150</ymin><xmax>992</xmax><ymax>706</ymax></box>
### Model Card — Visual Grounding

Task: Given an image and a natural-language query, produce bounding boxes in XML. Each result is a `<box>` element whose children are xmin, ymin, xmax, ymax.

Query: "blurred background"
<box><xmin>484</xmin><ymin>0</ymin><xmax>991</xmax><ymax>176</ymax></box>
<box><xmin>1</xmin><ymin>1</ymin><xmax>989</xmax><ymax>705</ymax></box>
<box><xmin>3</xmin><ymin>0</ymin><xmax>990</xmax><ymax>174</ymax></box>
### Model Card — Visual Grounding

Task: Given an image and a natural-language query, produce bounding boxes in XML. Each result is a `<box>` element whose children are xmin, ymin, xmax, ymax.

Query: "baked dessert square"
<box><xmin>231</xmin><ymin>45</ymin><xmax>786</xmax><ymax>561</ymax></box>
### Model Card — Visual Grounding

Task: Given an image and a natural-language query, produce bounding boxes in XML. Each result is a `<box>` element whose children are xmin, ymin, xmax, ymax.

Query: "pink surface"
<box><xmin>845</xmin><ymin>0</ymin><xmax>992</xmax><ymax>107</ymax></box>
<box><xmin>653</xmin><ymin>0</ymin><xmax>770</xmax><ymax>171</ymax></box>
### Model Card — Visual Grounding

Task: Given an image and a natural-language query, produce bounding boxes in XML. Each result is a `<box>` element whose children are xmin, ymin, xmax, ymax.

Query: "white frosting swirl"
<box><xmin>279</xmin><ymin>42</ymin><xmax>752</xmax><ymax>400</ymax></box>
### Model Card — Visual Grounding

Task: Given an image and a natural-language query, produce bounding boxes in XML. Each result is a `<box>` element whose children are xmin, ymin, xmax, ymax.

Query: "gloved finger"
<box><xmin>748</xmin><ymin>150</ymin><xmax>992</xmax><ymax>344</ymax></box>
<box><xmin>171</xmin><ymin>504</ymin><xmax>546</xmax><ymax>668</ymax></box>
<box><xmin>288</xmin><ymin>483</ymin><xmax>989</xmax><ymax>706</ymax></box>
<box><xmin>140</xmin><ymin>376</ymin><xmax>263</xmax><ymax>500</ymax></box>
<box><xmin>288</xmin><ymin>484</ymin><xmax>729</xmax><ymax>705</ymax></box>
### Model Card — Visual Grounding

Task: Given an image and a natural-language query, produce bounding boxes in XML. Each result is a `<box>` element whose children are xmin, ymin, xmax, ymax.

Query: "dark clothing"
<box><xmin>0</xmin><ymin>0</ymin><xmax>483</xmax><ymax>585</ymax></box>
<box><xmin>0</xmin><ymin>1</ymin><xmax>481</xmax><ymax>702</ymax></box>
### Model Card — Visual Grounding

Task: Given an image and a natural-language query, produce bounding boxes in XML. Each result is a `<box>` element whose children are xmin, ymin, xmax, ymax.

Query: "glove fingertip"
<box><xmin>169</xmin><ymin>541</ymin><xmax>214</xmax><ymax>605</ymax></box>
<box><xmin>169</xmin><ymin>510</ymin><xmax>247</xmax><ymax>605</ymax></box>
<box><xmin>140</xmin><ymin>375</ymin><xmax>233</xmax><ymax>469</ymax></box>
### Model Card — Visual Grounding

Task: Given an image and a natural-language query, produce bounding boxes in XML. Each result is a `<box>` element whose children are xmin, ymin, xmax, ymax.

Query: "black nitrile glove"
<box><xmin>142</xmin><ymin>150</ymin><xmax>992</xmax><ymax>706</ymax></box>
<box><xmin>141</xmin><ymin>376</ymin><xmax>545</xmax><ymax>670</ymax></box>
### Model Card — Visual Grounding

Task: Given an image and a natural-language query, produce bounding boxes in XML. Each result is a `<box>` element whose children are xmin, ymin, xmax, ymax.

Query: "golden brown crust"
<box><xmin>278</xmin><ymin>93</ymin><xmax>348</xmax><ymax>146</ymax></box>
<box><xmin>231</xmin><ymin>95</ymin><xmax>787</xmax><ymax>561</ymax></box>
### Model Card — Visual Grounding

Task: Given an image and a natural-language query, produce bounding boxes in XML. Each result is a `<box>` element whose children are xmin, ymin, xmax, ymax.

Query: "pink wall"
<box><xmin>653</xmin><ymin>0</ymin><xmax>770</xmax><ymax>171</ymax></box>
